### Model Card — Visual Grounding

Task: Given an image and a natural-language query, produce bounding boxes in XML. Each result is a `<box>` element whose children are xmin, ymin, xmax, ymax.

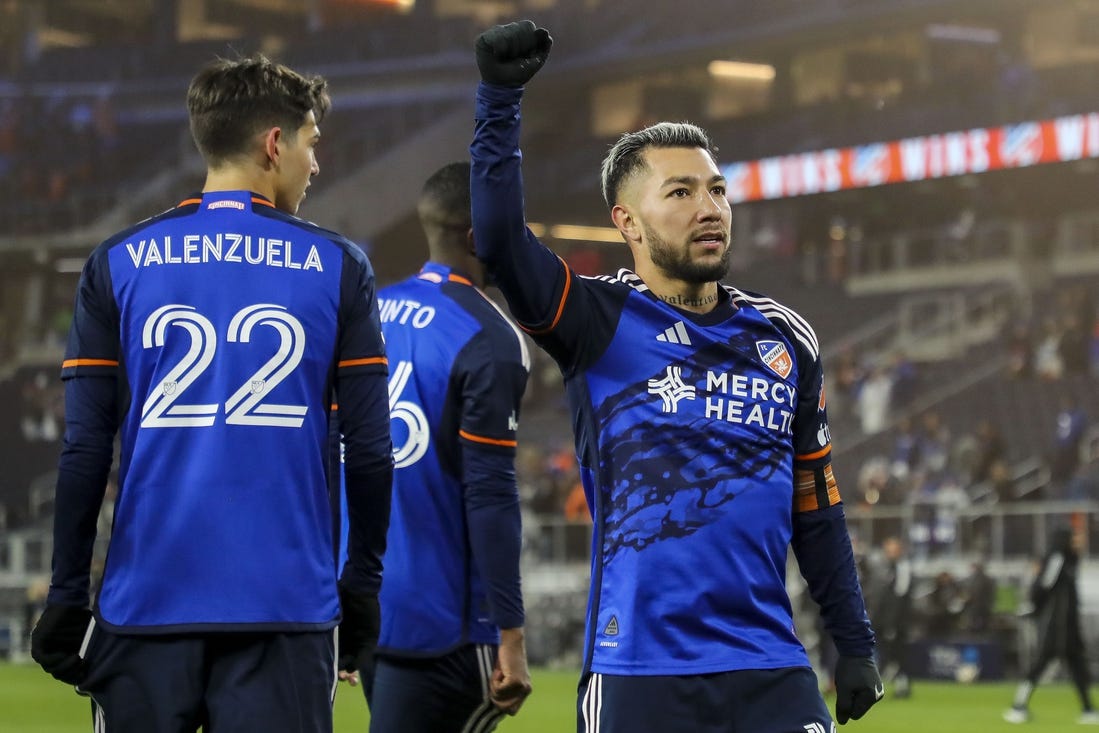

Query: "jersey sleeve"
<box><xmin>49</xmin><ymin>248</ymin><xmax>121</xmax><ymax>605</ymax></box>
<box><xmin>457</xmin><ymin>330</ymin><xmax>529</xmax><ymax>630</ymax></box>
<box><xmin>61</xmin><ymin>247</ymin><xmax>120</xmax><ymax>380</ymax></box>
<box><xmin>456</xmin><ymin>329</ymin><xmax>527</xmax><ymax>452</ymax></box>
<box><xmin>789</xmin><ymin>325</ymin><xmax>842</xmax><ymax>514</ymax></box>
<box><xmin>471</xmin><ymin>82</ymin><xmax>624</xmax><ymax>374</ymax></box>
<box><xmin>335</xmin><ymin>248</ymin><xmax>393</xmax><ymax>596</ymax></box>
<box><xmin>783</xmin><ymin>310</ymin><xmax>875</xmax><ymax>657</ymax></box>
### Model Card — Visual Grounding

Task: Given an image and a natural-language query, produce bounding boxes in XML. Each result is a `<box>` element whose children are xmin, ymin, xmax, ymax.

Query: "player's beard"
<box><xmin>643</xmin><ymin>222</ymin><xmax>730</xmax><ymax>284</ymax></box>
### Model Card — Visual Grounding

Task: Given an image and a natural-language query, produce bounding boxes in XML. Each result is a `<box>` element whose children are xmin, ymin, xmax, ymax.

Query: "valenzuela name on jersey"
<box><xmin>122</xmin><ymin>233</ymin><xmax>325</xmax><ymax>271</ymax></box>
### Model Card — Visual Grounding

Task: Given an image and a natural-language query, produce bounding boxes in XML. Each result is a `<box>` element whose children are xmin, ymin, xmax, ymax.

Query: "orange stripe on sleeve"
<box><xmin>795</xmin><ymin>444</ymin><xmax>832</xmax><ymax>462</ymax></box>
<box><xmin>61</xmin><ymin>358</ymin><xmax>119</xmax><ymax>369</ymax></box>
<box><xmin>177</xmin><ymin>198</ymin><xmax>202</xmax><ymax>207</ymax></box>
<box><xmin>251</xmin><ymin>197</ymin><xmax>275</xmax><ymax>208</ymax></box>
<box><xmin>521</xmin><ymin>256</ymin><xmax>573</xmax><ymax>335</ymax></box>
<box><xmin>448</xmin><ymin>273</ymin><xmax>473</xmax><ymax>286</ymax></box>
<box><xmin>459</xmin><ymin>430</ymin><xmax>518</xmax><ymax>448</ymax></box>
<box><xmin>338</xmin><ymin>357</ymin><xmax>388</xmax><ymax>368</ymax></box>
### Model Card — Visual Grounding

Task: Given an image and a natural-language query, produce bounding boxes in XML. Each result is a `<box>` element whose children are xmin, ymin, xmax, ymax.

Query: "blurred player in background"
<box><xmin>1004</xmin><ymin>526</ymin><xmax>1099</xmax><ymax>725</ymax></box>
<box><xmin>470</xmin><ymin>20</ymin><xmax>882</xmax><ymax>733</ymax></box>
<box><xmin>361</xmin><ymin>161</ymin><xmax>533</xmax><ymax>732</ymax></box>
<box><xmin>30</xmin><ymin>54</ymin><xmax>393</xmax><ymax>732</ymax></box>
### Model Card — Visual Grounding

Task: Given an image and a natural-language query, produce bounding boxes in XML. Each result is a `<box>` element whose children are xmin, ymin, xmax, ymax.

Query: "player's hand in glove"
<box><xmin>834</xmin><ymin>656</ymin><xmax>884</xmax><ymax>724</ymax></box>
<box><xmin>475</xmin><ymin>20</ymin><xmax>553</xmax><ymax>88</ymax></box>
<box><xmin>337</xmin><ymin>585</ymin><xmax>380</xmax><ymax>687</ymax></box>
<box><xmin>31</xmin><ymin>604</ymin><xmax>92</xmax><ymax>686</ymax></box>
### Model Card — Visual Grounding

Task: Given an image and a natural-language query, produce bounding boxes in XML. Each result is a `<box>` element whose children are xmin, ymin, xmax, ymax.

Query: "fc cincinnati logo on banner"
<box><xmin>756</xmin><ymin>340</ymin><xmax>792</xmax><ymax>379</ymax></box>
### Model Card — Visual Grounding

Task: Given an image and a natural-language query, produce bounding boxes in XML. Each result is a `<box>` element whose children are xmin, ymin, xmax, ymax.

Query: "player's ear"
<box><xmin>610</xmin><ymin>204</ymin><xmax>637</xmax><ymax>244</ymax></box>
<box><xmin>263</xmin><ymin>127</ymin><xmax>282</xmax><ymax>167</ymax></box>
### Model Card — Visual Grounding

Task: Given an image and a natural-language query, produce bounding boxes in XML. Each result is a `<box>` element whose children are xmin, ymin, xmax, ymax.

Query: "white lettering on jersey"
<box><xmin>125</xmin><ymin>234</ymin><xmax>323</xmax><ymax>272</ymax></box>
<box><xmin>378</xmin><ymin>298</ymin><xmax>436</xmax><ymax>328</ymax></box>
<box><xmin>645</xmin><ymin>365</ymin><xmax>797</xmax><ymax>435</ymax></box>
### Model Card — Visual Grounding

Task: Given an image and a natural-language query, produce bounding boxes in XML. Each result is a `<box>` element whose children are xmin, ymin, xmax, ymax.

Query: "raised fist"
<box><xmin>475</xmin><ymin>20</ymin><xmax>553</xmax><ymax>88</ymax></box>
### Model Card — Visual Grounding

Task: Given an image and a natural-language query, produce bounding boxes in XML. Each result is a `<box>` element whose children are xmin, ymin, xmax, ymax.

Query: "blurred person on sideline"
<box><xmin>871</xmin><ymin>537</ymin><xmax>914</xmax><ymax>699</ymax></box>
<box><xmin>470</xmin><ymin>20</ymin><xmax>881</xmax><ymax>733</ymax></box>
<box><xmin>30</xmin><ymin>54</ymin><xmax>393</xmax><ymax>732</ymax></box>
<box><xmin>962</xmin><ymin>560</ymin><xmax>997</xmax><ymax>635</ymax></box>
<box><xmin>1003</xmin><ymin>527</ymin><xmax>1099</xmax><ymax>725</ymax></box>
<box><xmin>359</xmin><ymin>162</ymin><xmax>533</xmax><ymax>732</ymax></box>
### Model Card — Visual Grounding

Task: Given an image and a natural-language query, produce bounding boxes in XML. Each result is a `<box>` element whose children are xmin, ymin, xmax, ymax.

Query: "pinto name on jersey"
<box><xmin>123</xmin><ymin>234</ymin><xmax>324</xmax><ymax>272</ymax></box>
<box><xmin>378</xmin><ymin>298</ymin><xmax>436</xmax><ymax>327</ymax></box>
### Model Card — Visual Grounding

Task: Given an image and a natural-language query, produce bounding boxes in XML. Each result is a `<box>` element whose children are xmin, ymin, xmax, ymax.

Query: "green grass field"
<box><xmin>0</xmin><ymin>661</ymin><xmax>1091</xmax><ymax>731</ymax></box>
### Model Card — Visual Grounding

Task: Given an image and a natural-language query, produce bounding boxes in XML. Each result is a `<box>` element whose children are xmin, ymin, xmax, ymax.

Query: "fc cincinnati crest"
<box><xmin>756</xmin><ymin>340</ymin><xmax>792</xmax><ymax>379</ymax></box>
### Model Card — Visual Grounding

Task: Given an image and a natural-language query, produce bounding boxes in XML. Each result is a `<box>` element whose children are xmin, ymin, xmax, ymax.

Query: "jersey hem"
<box><xmin>93</xmin><ymin>612</ymin><xmax>339</xmax><ymax>635</ymax></box>
<box><xmin>589</xmin><ymin>656</ymin><xmax>812</xmax><ymax>676</ymax></box>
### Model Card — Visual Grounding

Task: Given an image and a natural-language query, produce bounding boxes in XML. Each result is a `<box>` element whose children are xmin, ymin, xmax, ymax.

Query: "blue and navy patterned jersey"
<box><xmin>472</xmin><ymin>83</ymin><xmax>874</xmax><ymax>675</ymax></box>
<box><xmin>56</xmin><ymin>190</ymin><xmax>389</xmax><ymax>632</ymax></box>
<box><xmin>344</xmin><ymin>262</ymin><xmax>530</xmax><ymax>656</ymax></box>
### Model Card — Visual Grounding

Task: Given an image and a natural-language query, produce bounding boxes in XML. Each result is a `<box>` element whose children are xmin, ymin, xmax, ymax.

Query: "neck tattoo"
<box><xmin>658</xmin><ymin>292</ymin><xmax>718</xmax><ymax>307</ymax></box>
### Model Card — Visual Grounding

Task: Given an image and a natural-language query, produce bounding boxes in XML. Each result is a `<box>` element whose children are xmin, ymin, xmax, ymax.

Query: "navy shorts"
<box><xmin>577</xmin><ymin>667</ymin><xmax>834</xmax><ymax>733</ymax></box>
<box><xmin>368</xmin><ymin>643</ymin><xmax>504</xmax><ymax>733</ymax></box>
<box><xmin>77</xmin><ymin>620</ymin><xmax>337</xmax><ymax>733</ymax></box>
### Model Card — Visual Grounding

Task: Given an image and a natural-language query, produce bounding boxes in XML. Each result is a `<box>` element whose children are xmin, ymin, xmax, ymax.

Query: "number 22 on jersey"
<box><xmin>140</xmin><ymin>303</ymin><xmax>308</xmax><ymax>429</ymax></box>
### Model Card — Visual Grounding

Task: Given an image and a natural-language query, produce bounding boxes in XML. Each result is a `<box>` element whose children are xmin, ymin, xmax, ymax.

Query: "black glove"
<box><xmin>31</xmin><ymin>604</ymin><xmax>92</xmax><ymax>686</ymax></box>
<box><xmin>337</xmin><ymin>585</ymin><xmax>380</xmax><ymax>674</ymax></box>
<box><xmin>475</xmin><ymin>20</ymin><xmax>553</xmax><ymax>88</ymax></box>
<box><xmin>834</xmin><ymin>655</ymin><xmax>884</xmax><ymax>724</ymax></box>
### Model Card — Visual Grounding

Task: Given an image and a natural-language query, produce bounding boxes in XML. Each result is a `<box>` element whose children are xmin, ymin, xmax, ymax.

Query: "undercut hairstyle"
<box><xmin>418</xmin><ymin>161</ymin><xmax>472</xmax><ymax>231</ymax></box>
<box><xmin>187</xmin><ymin>54</ymin><xmax>330</xmax><ymax>166</ymax></box>
<box><xmin>599</xmin><ymin>122</ymin><xmax>719</xmax><ymax>207</ymax></box>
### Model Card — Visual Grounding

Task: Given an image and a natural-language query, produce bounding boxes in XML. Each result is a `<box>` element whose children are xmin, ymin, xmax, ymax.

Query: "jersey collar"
<box><xmin>418</xmin><ymin>261</ymin><xmax>476</xmax><ymax>287</ymax></box>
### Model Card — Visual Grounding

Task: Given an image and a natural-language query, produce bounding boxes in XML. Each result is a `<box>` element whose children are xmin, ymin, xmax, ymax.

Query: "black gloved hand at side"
<box><xmin>337</xmin><ymin>585</ymin><xmax>380</xmax><ymax>674</ymax></box>
<box><xmin>834</xmin><ymin>655</ymin><xmax>884</xmax><ymax>724</ymax></box>
<box><xmin>31</xmin><ymin>604</ymin><xmax>92</xmax><ymax>686</ymax></box>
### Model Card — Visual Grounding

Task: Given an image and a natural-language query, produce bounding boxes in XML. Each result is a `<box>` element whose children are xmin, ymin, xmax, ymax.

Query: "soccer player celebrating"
<box><xmin>30</xmin><ymin>55</ymin><xmax>393</xmax><ymax>732</ymax></box>
<box><xmin>363</xmin><ymin>162</ymin><xmax>533</xmax><ymax>731</ymax></box>
<box><xmin>470</xmin><ymin>21</ymin><xmax>883</xmax><ymax>732</ymax></box>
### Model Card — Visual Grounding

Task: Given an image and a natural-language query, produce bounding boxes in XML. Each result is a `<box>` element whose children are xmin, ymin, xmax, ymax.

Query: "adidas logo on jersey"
<box><xmin>604</xmin><ymin>616</ymin><xmax>620</xmax><ymax>636</ymax></box>
<box><xmin>656</xmin><ymin>321</ymin><xmax>692</xmax><ymax>345</ymax></box>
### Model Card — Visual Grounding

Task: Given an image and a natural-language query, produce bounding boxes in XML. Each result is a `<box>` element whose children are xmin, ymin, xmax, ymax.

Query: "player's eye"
<box><xmin>669</xmin><ymin>188</ymin><xmax>689</xmax><ymax>198</ymax></box>
<box><xmin>711</xmin><ymin>185</ymin><xmax>726</xmax><ymax>196</ymax></box>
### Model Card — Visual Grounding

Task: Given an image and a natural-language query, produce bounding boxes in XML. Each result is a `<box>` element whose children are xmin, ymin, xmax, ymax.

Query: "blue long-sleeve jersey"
<box><xmin>51</xmin><ymin>190</ymin><xmax>392</xmax><ymax>632</ymax></box>
<box><xmin>340</xmin><ymin>262</ymin><xmax>529</xmax><ymax>656</ymax></box>
<box><xmin>471</xmin><ymin>83</ymin><xmax>874</xmax><ymax>676</ymax></box>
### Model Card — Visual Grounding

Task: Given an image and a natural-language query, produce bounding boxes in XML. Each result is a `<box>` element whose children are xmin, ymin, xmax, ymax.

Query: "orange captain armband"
<box><xmin>794</xmin><ymin>464</ymin><xmax>842</xmax><ymax>513</ymax></box>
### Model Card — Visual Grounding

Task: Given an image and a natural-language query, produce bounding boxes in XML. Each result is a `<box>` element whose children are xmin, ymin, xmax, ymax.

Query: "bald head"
<box><xmin>418</xmin><ymin>161</ymin><xmax>472</xmax><ymax>258</ymax></box>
